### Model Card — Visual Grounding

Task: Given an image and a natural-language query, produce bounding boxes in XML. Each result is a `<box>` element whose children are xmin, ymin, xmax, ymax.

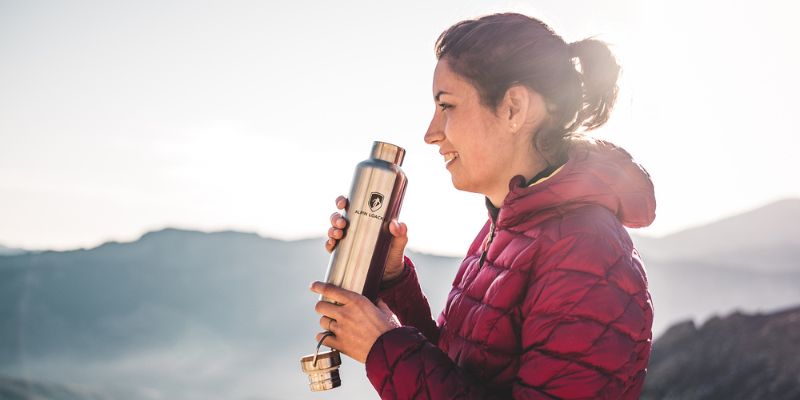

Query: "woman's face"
<box><xmin>424</xmin><ymin>59</ymin><xmax>516</xmax><ymax>197</ymax></box>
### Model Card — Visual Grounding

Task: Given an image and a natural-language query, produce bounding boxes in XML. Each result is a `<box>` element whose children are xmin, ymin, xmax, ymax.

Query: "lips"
<box><xmin>443</xmin><ymin>152</ymin><xmax>459</xmax><ymax>163</ymax></box>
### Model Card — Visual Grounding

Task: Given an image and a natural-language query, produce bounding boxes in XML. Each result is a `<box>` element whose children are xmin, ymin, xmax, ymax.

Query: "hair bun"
<box><xmin>568</xmin><ymin>38</ymin><xmax>620</xmax><ymax>131</ymax></box>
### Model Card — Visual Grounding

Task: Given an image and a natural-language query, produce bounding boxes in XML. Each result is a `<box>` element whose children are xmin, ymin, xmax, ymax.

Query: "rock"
<box><xmin>642</xmin><ymin>306</ymin><xmax>800</xmax><ymax>400</ymax></box>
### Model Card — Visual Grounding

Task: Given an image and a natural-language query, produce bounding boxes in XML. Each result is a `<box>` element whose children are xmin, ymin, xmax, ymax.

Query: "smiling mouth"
<box><xmin>444</xmin><ymin>152</ymin><xmax>459</xmax><ymax>164</ymax></box>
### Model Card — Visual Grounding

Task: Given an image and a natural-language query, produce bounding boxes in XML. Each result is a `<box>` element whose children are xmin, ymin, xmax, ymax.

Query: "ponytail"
<box><xmin>568</xmin><ymin>38</ymin><xmax>620</xmax><ymax>132</ymax></box>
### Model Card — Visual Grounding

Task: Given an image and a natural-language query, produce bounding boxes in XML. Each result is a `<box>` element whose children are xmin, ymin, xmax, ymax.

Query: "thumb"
<box><xmin>388</xmin><ymin>219</ymin><xmax>408</xmax><ymax>243</ymax></box>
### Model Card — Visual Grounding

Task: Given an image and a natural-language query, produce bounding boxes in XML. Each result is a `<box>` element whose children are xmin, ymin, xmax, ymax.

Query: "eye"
<box><xmin>437</xmin><ymin>103</ymin><xmax>452</xmax><ymax>112</ymax></box>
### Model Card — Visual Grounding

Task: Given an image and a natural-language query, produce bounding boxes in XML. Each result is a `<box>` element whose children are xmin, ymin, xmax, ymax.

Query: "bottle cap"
<box><xmin>300</xmin><ymin>350</ymin><xmax>342</xmax><ymax>391</ymax></box>
<box><xmin>371</xmin><ymin>141</ymin><xmax>406</xmax><ymax>166</ymax></box>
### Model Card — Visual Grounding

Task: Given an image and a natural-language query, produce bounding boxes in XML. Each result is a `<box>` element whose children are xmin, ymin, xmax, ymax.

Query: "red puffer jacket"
<box><xmin>365</xmin><ymin>140</ymin><xmax>656</xmax><ymax>399</ymax></box>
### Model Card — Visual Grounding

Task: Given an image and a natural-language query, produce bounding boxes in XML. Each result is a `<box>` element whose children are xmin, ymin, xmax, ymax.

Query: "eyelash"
<box><xmin>438</xmin><ymin>103</ymin><xmax>452</xmax><ymax>111</ymax></box>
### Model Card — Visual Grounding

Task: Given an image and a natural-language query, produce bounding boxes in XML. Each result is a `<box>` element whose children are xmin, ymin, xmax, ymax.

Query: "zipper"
<box><xmin>478</xmin><ymin>221</ymin><xmax>496</xmax><ymax>268</ymax></box>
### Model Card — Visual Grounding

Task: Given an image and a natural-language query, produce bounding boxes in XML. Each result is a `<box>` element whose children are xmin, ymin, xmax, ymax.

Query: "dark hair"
<box><xmin>435</xmin><ymin>13</ymin><xmax>620</xmax><ymax>164</ymax></box>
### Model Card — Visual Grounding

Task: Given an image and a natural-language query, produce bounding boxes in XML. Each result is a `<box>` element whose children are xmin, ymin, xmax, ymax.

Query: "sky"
<box><xmin>1</xmin><ymin>0</ymin><xmax>799</xmax><ymax>256</ymax></box>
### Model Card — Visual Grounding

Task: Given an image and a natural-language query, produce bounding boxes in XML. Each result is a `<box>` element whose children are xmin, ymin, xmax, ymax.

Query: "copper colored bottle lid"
<box><xmin>371</xmin><ymin>141</ymin><xmax>406</xmax><ymax>166</ymax></box>
<box><xmin>300</xmin><ymin>350</ymin><xmax>342</xmax><ymax>391</ymax></box>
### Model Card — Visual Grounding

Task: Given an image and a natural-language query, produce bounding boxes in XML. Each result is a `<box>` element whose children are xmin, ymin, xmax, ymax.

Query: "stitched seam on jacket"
<box><xmin>520</xmin><ymin>346</ymin><xmax>624</xmax><ymax>385</ymax></box>
<box><xmin>513</xmin><ymin>380</ymin><xmax>564</xmax><ymax>400</ymax></box>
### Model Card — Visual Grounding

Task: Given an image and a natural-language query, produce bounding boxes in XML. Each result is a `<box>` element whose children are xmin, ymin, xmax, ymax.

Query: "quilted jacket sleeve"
<box><xmin>377</xmin><ymin>255</ymin><xmax>440</xmax><ymax>344</ymax></box>
<box><xmin>365</xmin><ymin>228</ymin><xmax>652</xmax><ymax>399</ymax></box>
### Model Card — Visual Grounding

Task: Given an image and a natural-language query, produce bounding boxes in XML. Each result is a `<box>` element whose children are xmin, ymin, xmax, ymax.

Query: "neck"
<box><xmin>486</xmin><ymin>156</ymin><xmax>550</xmax><ymax>208</ymax></box>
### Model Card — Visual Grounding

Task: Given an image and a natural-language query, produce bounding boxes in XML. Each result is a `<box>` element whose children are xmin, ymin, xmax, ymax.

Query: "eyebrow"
<box><xmin>434</xmin><ymin>91</ymin><xmax>451</xmax><ymax>102</ymax></box>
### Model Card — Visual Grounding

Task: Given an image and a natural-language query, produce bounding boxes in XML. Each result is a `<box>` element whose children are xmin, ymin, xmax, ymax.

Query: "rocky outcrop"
<box><xmin>642</xmin><ymin>306</ymin><xmax>800</xmax><ymax>400</ymax></box>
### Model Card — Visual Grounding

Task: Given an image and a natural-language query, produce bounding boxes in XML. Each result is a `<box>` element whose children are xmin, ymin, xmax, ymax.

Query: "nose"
<box><xmin>424</xmin><ymin>112</ymin><xmax>444</xmax><ymax>145</ymax></box>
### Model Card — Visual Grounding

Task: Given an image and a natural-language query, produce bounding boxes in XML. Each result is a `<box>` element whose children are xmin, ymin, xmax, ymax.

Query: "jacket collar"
<box><xmin>484</xmin><ymin>139</ymin><xmax>656</xmax><ymax>229</ymax></box>
<box><xmin>484</xmin><ymin>164</ymin><xmax>562</xmax><ymax>223</ymax></box>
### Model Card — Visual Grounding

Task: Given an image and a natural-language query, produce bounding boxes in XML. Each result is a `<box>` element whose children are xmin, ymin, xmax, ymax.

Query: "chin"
<box><xmin>450</xmin><ymin>176</ymin><xmax>477</xmax><ymax>194</ymax></box>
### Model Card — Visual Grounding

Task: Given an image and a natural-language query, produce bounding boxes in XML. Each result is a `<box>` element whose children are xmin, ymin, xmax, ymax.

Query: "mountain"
<box><xmin>630</xmin><ymin>198</ymin><xmax>800</xmax><ymax>334</ymax></box>
<box><xmin>0</xmin><ymin>199</ymin><xmax>798</xmax><ymax>399</ymax></box>
<box><xmin>632</xmin><ymin>198</ymin><xmax>800</xmax><ymax>272</ymax></box>
<box><xmin>0</xmin><ymin>245</ymin><xmax>26</xmax><ymax>256</ymax></box>
<box><xmin>643</xmin><ymin>306</ymin><xmax>800</xmax><ymax>400</ymax></box>
<box><xmin>644</xmin><ymin>257</ymin><xmax>800</xmax><ymax>335</ymax></box>
<box><xmin>0</xmin><ymin>228</ymin><xmax>460</xmax><ymax>400</ymax></box>
<box><xmin>0</xmin><ymin>376</ymin><xmax>108</xmax><ymax>400</ymax></box>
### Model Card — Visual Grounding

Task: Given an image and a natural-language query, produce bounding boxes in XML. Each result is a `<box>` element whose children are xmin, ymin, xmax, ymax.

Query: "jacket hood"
<box><xmin>492</xmin><ymin>139</ymin><xmax>656</xmax><ymax>229</ymax></box>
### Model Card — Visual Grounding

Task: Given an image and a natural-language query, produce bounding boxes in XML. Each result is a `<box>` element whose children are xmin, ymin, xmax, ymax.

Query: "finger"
<box><xmin>319</xmin><ymin>315</ymin><xmax>337</xmax><ymax>332</ymax></box>
<box><xmin>330</xmin><ymin>212</ymin><xmax>341</xmax><ymax>227</ymax></box>
<box><xmin>310</xmin><ymin>281</ymin><xmax>359</xmax><ymax>304</ymax></box>
<box><xmin>329</xmin><ymin>212</ymin><xmax>347</xmax><ymax>230</ymax></box>
<box><xmin>327</xmin><ymin>226</ymin><xmax>343</xmax><ymax>240</ymax></box>
<box><xmin>324</xmin><ymin>238</ymin><xmax>335</xmax><ymax>253</ymax></box>
<box><xmin>314</xmin><ymin>300</ymin><xmax>344</xmax><ymax>320</ymax></box>
<box><xmin>315</xmin><ymin>331</ymin><xmax>340</xmax><ymax>350</ymax></box>
<box><xmin>335</xmin><ymin>196</ymin><xmax>348</xmax><ymax>210</ymax></box>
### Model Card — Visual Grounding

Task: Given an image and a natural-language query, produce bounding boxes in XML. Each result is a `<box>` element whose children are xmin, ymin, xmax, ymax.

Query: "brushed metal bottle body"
<box><xmin>323</xmin><ymin>141</ymin><xmax>407</xmax><ymax>303</ymax></box>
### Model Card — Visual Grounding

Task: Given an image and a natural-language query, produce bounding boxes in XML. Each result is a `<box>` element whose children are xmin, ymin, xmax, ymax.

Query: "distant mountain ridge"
<box><xmin>0</xmin><ymin>199</ymin><xmax>798</xmax><ymax>399</ymax></box>
<box><xmin>0</xmin><ymin>376</ymin><xmax>108</xmax><ymax>400</ymax></box>
<box><xmin>632</xmin><ymin>198</ymin><xmax>800</xmax><ymax>272</ymax></box>
<box><xmin>0</xmin><ymin>227</ymin><xmax>460</xmax><ymax>399</ymax></box>
<box><xmin>0</xmin><ymin>244</ymin><xmax>26</xmax><ymax>256</ymax></box>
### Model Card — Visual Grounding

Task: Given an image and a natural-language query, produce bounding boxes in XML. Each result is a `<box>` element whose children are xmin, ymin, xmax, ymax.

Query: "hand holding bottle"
<box><xmin>325</xmin><ymin>195</ymin><xmax>408</xmax><ymax>281</ymax></box>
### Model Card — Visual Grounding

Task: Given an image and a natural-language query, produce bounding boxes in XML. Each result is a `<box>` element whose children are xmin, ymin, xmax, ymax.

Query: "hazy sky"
<box><xmin>2</xmin><ymin>0</ymin><xmax>799</xmax><ymax>256</ymax></box>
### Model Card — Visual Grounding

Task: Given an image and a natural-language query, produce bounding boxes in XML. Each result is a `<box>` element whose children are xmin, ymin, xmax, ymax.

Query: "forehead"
<box><xmin>432</xmin><ymin>59</ymin><xmax>474</xmax><ymax>97</ymax></box>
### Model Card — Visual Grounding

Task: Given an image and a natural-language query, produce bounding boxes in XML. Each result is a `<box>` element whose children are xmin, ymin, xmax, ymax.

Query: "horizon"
<box><xmin>4</xmin><ymin>196</ymin><xmax>797</xmax><ymax>256</ymax></box>
<box><xmin>2</xmin><ymin>0</ymin><xmax>800</xmax><ymax>255</ymax></box>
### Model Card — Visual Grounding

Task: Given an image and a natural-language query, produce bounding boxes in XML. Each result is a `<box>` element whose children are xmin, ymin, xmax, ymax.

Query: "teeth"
<box><xmin>444</xmin><ymin>152</ymin><xmax>459</xmax><ymax>162</ymax></box>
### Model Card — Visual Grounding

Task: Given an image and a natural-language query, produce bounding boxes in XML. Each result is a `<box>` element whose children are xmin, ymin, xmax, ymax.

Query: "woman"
<box><xmin>311</xmin><ymin>12</ymin><xmax>655</xmax><ymax>399</ymax></box>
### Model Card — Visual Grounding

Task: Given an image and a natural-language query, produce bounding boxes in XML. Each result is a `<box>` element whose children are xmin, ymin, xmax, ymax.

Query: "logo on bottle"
<box><xmin>369</xmin><ymin>192</ymin><xmax>384</xmax><ymax>212</ymax></box>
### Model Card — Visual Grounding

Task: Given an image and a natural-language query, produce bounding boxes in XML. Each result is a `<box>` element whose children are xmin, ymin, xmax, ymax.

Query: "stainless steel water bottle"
<box><xmin>322</xmin><ymin>141</ymin><xmax>408</xmax><ymax>303</ymax></box>
<box><xmin>299</xmin><ymin>141</ymin><xmax>408</xmax><ymax>391</ymax></box>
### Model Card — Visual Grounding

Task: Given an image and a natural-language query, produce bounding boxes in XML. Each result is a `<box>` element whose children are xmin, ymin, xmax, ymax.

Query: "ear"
<box><xmin>502</xmin><ymin>85</ymin><xmax>530</xmax><ymax>133</ymax></box>
<box><xmin>502</xmin><ymin>85</ymin><xmax>547</xmax><ymax>134</ymax></box>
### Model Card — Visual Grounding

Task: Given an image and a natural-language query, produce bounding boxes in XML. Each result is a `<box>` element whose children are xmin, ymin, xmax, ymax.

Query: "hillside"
<box><xmin>0</xmin><ymin>199</ymin><xmax>799</xmax><ymax>399</ymax></box>
<box><xmin>643</xmin><ymin>306</ymin><xmax>800</xmax><ymax>400</ymax></box>
<box><xmin>632</xmin><ymin>198</ymin><xmax>800</xmax><ymax>272</ymax></box>
<box><xmin>0</xmin><ymin>228</ymin><xmax>458</xmax><ymax>400</ymax></box>
<box><xmin>0</xmin><ymin>245</ymin><xmax>25</xmax><ymax>256</ymax></box>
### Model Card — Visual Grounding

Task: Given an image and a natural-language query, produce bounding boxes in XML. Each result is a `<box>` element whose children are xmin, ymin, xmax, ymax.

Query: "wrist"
<box><xmin>383</xmin><ymin>267</ymin><xmax>404</xmax><ymax>281</ymax></box>
<box><xmin>382</xmin><ymin>258</ymin><xmax>410</xmax><ymax>283</ymax></box>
